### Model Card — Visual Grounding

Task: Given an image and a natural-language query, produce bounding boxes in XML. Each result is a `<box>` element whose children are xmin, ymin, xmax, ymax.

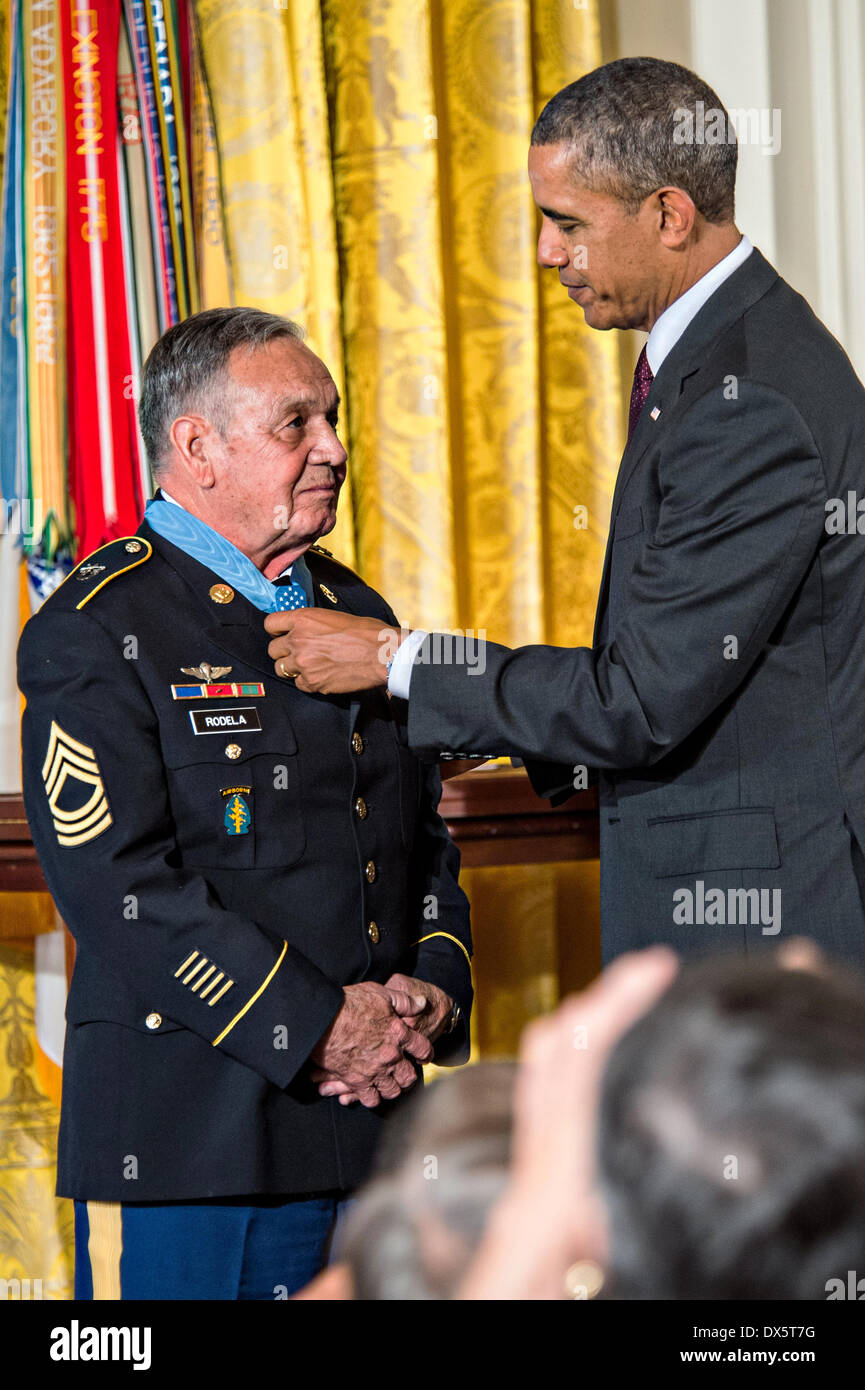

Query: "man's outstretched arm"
<box><xmin>266</xmin><ymin>383</ymin><xmax>824</xmax><ymax>772</ymax></box>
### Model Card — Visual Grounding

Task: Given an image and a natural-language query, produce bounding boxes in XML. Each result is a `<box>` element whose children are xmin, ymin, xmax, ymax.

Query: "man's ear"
<box><xmin>167</xmin><ymin>415</ymin><xmax>217</xmax><ymax>489</ymax></box>
<box><xmin>653</xmin><ymin>186</ymin><xmax>698</xmax><ymax>248</ymax></box>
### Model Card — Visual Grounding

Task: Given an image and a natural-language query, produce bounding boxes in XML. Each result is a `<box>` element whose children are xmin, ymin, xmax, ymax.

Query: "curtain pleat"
<box><xmin>322</xmin><ymin>0</ymin><xmax>456</xmax><ymax>620</ymax></box>
<box><xmin>197</xmin><ymin>0</ymin><xmax>355</xmax><ymax>563</ymax></box>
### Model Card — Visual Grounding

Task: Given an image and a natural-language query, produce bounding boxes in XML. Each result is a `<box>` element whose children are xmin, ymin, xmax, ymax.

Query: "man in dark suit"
<box><xmin>18</xmin><ymin>307</ymin><xmax>472</xmax><ymax>1299</ymax></box>
<box><xmin>266</xmin><ymin>57</ymin><xmax>865</xmax><ymax>967</ymax></box>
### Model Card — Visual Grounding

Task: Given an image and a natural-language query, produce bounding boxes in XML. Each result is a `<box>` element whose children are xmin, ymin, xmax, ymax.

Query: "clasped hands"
<box><xmin>309</xmin><ymin>975</ymin><xmax>454</xmax><ymax>1109</ymax></box>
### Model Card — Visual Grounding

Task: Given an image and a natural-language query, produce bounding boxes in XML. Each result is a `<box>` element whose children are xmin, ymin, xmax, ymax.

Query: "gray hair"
<box><xmin>340</xmin><ymin>1063</ymin><xmax>515</xmax><ymax>1300</ymax></box>
<box><xmin>532</xmin><ymin>57</ymin><xmax>737</xmax><ymax>224</ymax></box>
<box><xmin>138</xmin><ymin>306</ymin><xmax>305</xmax><ymax>476</ymax></box>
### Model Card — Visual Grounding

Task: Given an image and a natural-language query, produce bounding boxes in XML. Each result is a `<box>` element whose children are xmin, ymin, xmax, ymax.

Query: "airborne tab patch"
<box><xmin>41</xmin><ymin>721</ymin><xmax>113</xmax><ymax>847</ymax></box>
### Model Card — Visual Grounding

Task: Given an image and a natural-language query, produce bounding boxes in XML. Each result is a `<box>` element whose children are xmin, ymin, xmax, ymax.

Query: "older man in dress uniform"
<box><xmin>18</xmin><ymin>307</ymin><xmax>472</xmax><ymax>1301</ymax></box>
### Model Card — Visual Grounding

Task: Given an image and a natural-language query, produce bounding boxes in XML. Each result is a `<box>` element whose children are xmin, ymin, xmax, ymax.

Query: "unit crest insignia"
<box><xmin>222</xmin><ymin>787</ymin><xmax>252</xmax><ymax>836</ymax></box>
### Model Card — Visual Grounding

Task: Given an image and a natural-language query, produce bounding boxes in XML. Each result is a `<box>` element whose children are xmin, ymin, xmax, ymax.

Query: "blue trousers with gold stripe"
<box><xmin>74</xmin><ymin>1195</ymin><xmax>351</xmax><ymax>1300</ymax></box>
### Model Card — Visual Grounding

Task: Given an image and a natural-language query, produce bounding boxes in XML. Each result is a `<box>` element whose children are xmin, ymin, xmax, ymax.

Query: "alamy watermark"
<box><xmin>380</xmin><ymin>626</ymin><xmax>487</xmax><ymax>676</ymax></box>
<box><xmin>825</xmin><ymin>492</ymin><xmax>865</xmax><ymax>534</ymax></box>
<box><xmin>826</xmin><ymin>1271</ymin><xmax>865</xmax><ymax>1299</ymax></box>
<box><xmin>0</xmin><ymin>497</ymin><xmax>43</xmax><ymax>539</ymax></box>
<box><xmin>673</xmin><ymin>880</ymin><xmax>781</xmax><ymax>935</ymax></box>
<box><xmin>49</xmin><ymin>1320</ymin><xmax>151</xmax><ymax>1369</ymax></box>
<box><xmin>673</xmin><ymin>101</ymin><xmax>781</xmax><ymax>156</ymax></box>
<box><xmin>1</xmin><ymin>1276</ymin><xmax>43</xmax><ymax>1299</ymax></box>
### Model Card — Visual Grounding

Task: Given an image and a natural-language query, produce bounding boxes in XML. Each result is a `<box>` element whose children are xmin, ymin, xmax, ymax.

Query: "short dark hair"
<box><xmin>532</xmin><ymin>57</ymin><xmax>737</xmax><ymax>223</ymax></box>
<box><xmin>138</xmin><ymin>306</ymin><xmax>305</xmax><ymax>475</ymax></box>
<box><xmin>599</xmin><ymin>954</ymin><xmax>865</xmax><ymax>1300</ymax></box>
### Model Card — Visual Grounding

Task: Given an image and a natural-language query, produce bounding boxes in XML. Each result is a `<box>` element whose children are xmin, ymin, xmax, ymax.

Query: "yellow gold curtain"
<box><xmin>195</xmin><ymin>0</ymin><xmax>356</xmax><ymax>564</ymax></box>
<box><xmin>321</xmin><ymin>0</ymin><xmax>620</xmax><ymax>1049</ymax></box>
<box><xmin>196</xmin><ymin>0</ymin><xmax>622</xmax><ymax>1053</ymax></box>
<box><xmin>0</xmin><ymin>939</ymin><xmax>73</xmax><ymax>1299</ymax></box>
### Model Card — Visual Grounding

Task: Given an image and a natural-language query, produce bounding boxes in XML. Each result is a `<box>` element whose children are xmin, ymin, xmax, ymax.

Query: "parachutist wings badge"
<box><xmin>180</xmin><ymin>663</ymin><xmax>233</xmax><ymax>682</ymax></box>
<box><xmin>41</xmin><ymin>721</ymin><xmax>113</xmax><ymax>847</ymax></box>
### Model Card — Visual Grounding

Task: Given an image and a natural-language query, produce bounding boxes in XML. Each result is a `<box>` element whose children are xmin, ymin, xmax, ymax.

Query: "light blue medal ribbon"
<box><xmin>144</xmin><ymin>499</ymin><xmax>312</xmax><ymax>612</ymax></box>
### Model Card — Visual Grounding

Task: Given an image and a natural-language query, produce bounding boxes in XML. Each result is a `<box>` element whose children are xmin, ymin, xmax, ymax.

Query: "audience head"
<box><xmin>599</xmin><ymin>952</ymin><xmax>865</xmax><ymax>1299</ymax></box>
<box><xmin>341</xmin><ymin>1063</ymin><xmax>515</xmax><ymax>1300</ymax></box>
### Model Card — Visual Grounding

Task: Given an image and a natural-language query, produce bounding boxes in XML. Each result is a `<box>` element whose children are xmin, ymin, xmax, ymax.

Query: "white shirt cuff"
<box><xmin>387</xmin><ymin>629</ymin><xmax>428</xmax><ymax>699</ymax></box>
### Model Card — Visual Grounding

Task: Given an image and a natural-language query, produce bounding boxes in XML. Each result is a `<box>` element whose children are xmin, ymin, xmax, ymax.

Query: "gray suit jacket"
<box><xmin>405</xmin><ymin>248</ymin><xmax>865</xmax><ymax>963</ymax></box>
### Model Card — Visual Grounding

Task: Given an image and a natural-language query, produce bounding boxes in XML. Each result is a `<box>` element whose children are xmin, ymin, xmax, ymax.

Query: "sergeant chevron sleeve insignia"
<box><xmin>41</xmin><ymin>721</ymin><xmax>113</xmax><ymax>847</ymax></box>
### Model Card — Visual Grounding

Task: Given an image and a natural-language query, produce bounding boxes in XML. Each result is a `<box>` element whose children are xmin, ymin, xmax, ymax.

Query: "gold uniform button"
<box><xmin>351</xmin><ymin>732</ymin><xmax>364</xmax><ymax>755</ymax></box>
<box><xmin>367</xmin><ymin>921</ymin><xmax>380</xmax><ymax>945</ymax></box>
<box><xmin>125</xmin><ymin>540</ymin><xmax>142</xmax><ymax>553</ymax></box>
<box><xmin>225</xmin><ymin>744</ymin><xmax>242</xmax><ymax>760</ymax></box>
<box><xmin>145</xmin><ymin>1012</ymin><xmax>162</xmax><ymax>1030</ymax></box>
<box><xmin>209</xmin><ymin>583</ymin><xmax>235</xmax><ymax>604</ymax></box>
<box><xmin>354</xmin><ymin>796</ymin><xmax>368</xmax><ymax>820</ymax></box>
<box><xmin>365</xmin><ymin>859</ymin><xmax>376</xmax><ymax>883</ymax></box>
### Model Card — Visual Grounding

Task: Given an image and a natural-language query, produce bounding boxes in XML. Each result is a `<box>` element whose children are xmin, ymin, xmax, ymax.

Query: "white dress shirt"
<box><xmin>646</xmin><ymin>233</ymin><xmax>752</xmax><ymax>374</ymax></box>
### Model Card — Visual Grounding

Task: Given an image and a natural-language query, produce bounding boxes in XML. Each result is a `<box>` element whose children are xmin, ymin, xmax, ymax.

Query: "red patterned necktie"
<box><xmin>627</xmin><ymin>344</ymin><xmax>654</xmax><ymax>442</ymax></box>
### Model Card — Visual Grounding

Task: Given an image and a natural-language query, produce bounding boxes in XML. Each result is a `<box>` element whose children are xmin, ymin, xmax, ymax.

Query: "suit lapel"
<box><xmin>592</xmin><ymin>248</ymin><xmax>779</xmax><ymax>643</ymax></box>
<box><xmin>593</xmin><ymin>411</ymin><xmax>663</xmax><ymax>643</ymax></box>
